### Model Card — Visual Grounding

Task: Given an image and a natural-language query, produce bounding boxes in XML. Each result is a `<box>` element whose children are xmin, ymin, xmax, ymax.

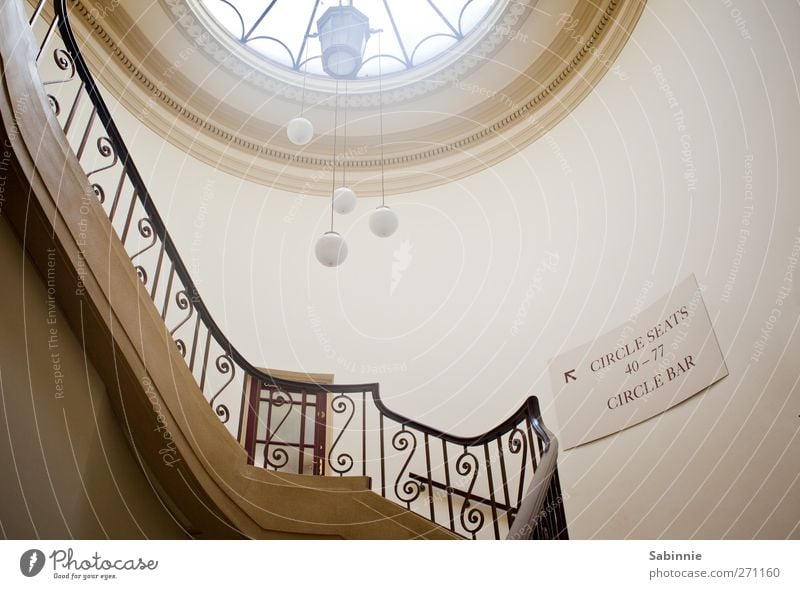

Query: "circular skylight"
<box><xmin>199</xmin><ymin>0</ymin><xmax>499</xmax><ymax>79</ymax></box>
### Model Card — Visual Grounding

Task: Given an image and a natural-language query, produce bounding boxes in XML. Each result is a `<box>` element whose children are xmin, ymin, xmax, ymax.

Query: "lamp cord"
<box><xmin>299</xmin><ymin>34</ymin><xmax>309</xmax><ymax>117</ymax></box>
<box><xmin>331</xmin><ymin>79</ymin><xmax>339</xmax><ymax>232</ymax></box>
<box><xmin>342</xmin><ymin>80</ymin><xmax>348</xmax><ymax>187</ymax></box>
<box><xmin>378</xmin><ymin>31</ymin><xmax>385</xmax><ymax>207</ymax></box>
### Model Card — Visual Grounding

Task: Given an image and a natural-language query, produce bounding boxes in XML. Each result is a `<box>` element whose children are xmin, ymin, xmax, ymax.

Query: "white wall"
<box><xmin>105</xmin><ymin>0</ymin><xmax>799</xmax><ymax>538</ymax></box>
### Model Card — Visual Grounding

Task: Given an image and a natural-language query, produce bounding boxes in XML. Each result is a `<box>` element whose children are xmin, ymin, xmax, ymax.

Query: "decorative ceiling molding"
<box><xmin>69</xmin><ymin>0</ymin><xmax>646</xmax><ymax>195</ymax></box>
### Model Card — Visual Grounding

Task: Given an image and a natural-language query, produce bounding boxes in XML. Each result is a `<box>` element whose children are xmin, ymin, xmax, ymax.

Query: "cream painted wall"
<box><xmin>101</xmin><ymin>0</ymin><xmax>799</xmax><ymax>538</ymax></box>
<box><xmin>0</xmin><ymin>216</ymin><xmax>186</xmax><ymax>539</ymax></box>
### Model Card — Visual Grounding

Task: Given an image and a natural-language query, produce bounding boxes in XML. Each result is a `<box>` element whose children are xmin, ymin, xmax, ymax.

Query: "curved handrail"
<box><xmin>507</xmin><ymin>398</ymin><xmax>560</xmax><ymax>539</ymax></box>
<box><xmin>32</xmin><ymin>0</ymin><xmax>567</xmax><ymax>539</ymax></box>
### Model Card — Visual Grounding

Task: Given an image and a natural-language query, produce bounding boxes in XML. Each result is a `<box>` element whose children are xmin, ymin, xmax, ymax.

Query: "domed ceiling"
<box><xmin>65</xmin><ymin>0</ymin><xmax>645</xmax><ymax>194</ymax></box>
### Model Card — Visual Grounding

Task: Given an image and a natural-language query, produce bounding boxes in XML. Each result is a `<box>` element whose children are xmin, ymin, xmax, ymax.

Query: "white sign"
<box><xmin>550</xmin><ymin>275</ymin><xmax>727</xmax><ymax>449</ymax></box>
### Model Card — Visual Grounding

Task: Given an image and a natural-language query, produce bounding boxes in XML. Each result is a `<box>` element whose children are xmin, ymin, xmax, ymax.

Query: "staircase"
<box><xmin>0</xmin><ymin>0</ymin><xmax>568</xmax><ymax>540</ymax></box>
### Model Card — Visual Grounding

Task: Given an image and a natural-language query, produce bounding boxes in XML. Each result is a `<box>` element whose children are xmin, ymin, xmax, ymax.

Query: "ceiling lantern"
<box><xmin>316</xmin><ymin>1</ymin><xmax>370</xmax><ymax>79</ymax></box>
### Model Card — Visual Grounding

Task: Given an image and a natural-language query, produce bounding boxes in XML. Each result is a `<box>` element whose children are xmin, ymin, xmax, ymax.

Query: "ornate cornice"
<box><xmin>69</xmin><ymin>0</ymin><xmax>646</xmax><ymax>194</ymax></box>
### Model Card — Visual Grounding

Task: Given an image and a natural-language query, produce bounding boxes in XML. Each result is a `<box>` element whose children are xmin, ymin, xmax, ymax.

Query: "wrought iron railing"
<box><xmin>24</xmin><ymin>0</ymin><xmax>567</xmax><ymax>540</ymax></box>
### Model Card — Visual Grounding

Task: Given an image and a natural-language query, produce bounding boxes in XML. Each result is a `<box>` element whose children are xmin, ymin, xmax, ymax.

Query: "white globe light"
<box><xmin>287</xmin><ymin>117</ymin><xmax>313</xmax><ymax>145</ymax></box>
<box><xmin>369</xmin><ymin>205</ymin><xmax>399</xmax><ymax>238</ymax></box>
<box><xmin>315</xmin><ymin>231</ymin><xmax>348</xmax><ymax>267</ymax></box>
<box><xmin>333</xmin><ymin>186</ymin><xmax>357</xmax><ymax>214</ymax></box>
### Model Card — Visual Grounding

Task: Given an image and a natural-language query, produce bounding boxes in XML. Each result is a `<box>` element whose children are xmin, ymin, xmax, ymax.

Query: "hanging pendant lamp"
<box><xmin>334</xmin><ymin>186</ymin><xmax>357</xmax><ymax>214</ymax></box>
<box><xmin>369</xmin><ymin>31</ymin><xmax>398</xmax><ymax>238</ymax></box>
<box><xmin>333</xmin><ymin>81</ymin><xmax>357</xmax><ymax>214</ymax></box>
<box><xmin>316</xmin><ymin>0</ymin><xmax>370</xmax><ymax>79</ymax></box>
<box><xmin>287</xmin><ymin>31</ymin><xmax>314</xmax><ymax>145</ymax></box>
<box><xmin>315</xmin><ymin>230</ymin><xmax>348</xmax><ymax>267</ymax></box>
<box><xmin>316</xmin><ymin>80</ymin><xmax>348</xmax><ymax>267</ymax></box>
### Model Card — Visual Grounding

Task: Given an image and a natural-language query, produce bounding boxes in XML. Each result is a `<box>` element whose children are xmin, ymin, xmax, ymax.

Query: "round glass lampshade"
<box><xmin>333</xmin><ymin>186</ymin><xmax>357</xmax><ymax>214</ymax></box>
<box><xmin>315</xmin><ymin>231</ymin><xmax>349</xmax><ymax>266</ymax></box>
<box><xmin>287</xmin><ymin>116</ymin><xmax>314</xmax><ymax>145</ymax></box>
<box><xmin>369</xmin><ymin>205</ymin><xmax>398</xmax><ymax>238</ymax></box>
